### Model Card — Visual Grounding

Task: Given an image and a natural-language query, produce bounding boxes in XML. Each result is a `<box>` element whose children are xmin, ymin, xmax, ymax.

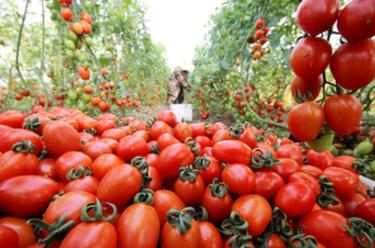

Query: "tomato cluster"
<box><xmin>0</xmin><ymin>107</ymin><xmax>374</xmax><ymax>248</ymax></box>
<box><xmin>288</xmin><ymin>0</ymin><xmax>375</xmax><ymax>146</ymax></box>
<box><xmin>247</xmin><ymin>17</ymin><xmax>270</xmax><ymax>60</ymax></box>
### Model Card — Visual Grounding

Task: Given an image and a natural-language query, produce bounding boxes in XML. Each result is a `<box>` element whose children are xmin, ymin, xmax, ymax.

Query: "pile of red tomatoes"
<box><xmin>0</xmin><ymin>107</ymin><xmax>373</xmax><ymax>248</ymax></box>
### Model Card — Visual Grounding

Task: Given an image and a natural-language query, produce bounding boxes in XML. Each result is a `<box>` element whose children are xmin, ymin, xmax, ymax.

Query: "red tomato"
<box><xmin>156</xmin><ymin>111</ymin><xmax>177</xmax><ymax>127</ymax></box>
<box><xmin>190</xmin><ymin>123</ymin><xmax>206</xmax><ymax>137</ymax></box>
<box><xmin>78</xmin><ymin>66</ymin><xmax>90</xmax><ymax>80</ymax></box>
<box><xmin>65</xmin><ymin>176</ymin><xmax>99</xmax><ymax>195</ymax></box>
<box><xmin>276</xmin><ymin>144</ymin><xmax>303</xmax><ymax>165</ymax></box>
<box><xmin>323</xmin><ymin>167</ymin><xmax>359</xmax><ymax>198</ymax></box>
<box><xmin>221</xmin><ymin>163</ymin><xmax>255</xmax><ymax>195</ymax></box>
<box><xmin>55</xmin><ymin>151</ymin><xmax>92</xmax><ymax>181</ymax></box>
<box><xmin>43</xmin><ymin>191</ymin><xmax>96</xmax><ymax>226</ymax></box>
<box><xmin>357</xmin><ymin>199</ymin><xmax>375</xmax><ymax>225</ymax></box>
<box><xmin>91</xmin><ymin>154</ymin><xmax>123</xmax><ymax>180</ymax></box>
<box><xmin>195</xmin><ymin>136</ymin><xmax>211</xmax><ymax>148</ymax></box>
<box><xmin>116</xmin><ymin>136</ymin><xmax>150</xmax><ymax>162</ymax></box>
<box><xmin>325</xmin><ymin>196</ymin><xmax>345</xmax><ymax>216</ymax></box>
<box><xmin>0</xmin><ymin>111</ymin><xmax>24</xmax><ymax>128</ymax></box>
<box><xmin>212</xmin><ymin>140</ymin><xmax>252</xmax><ymax>165</ymax></box>
<box><xmin>299</xmin><ymin>165</ymin><xmax>323</xmax><ymax>179</ymax></box>
<box><xmin>198</xmin><ymin>156</ymin><xmax>222</xmax><ymax>186</ymax></box>
<box><xmin>210</xmin><ymin>129</ymin><xmax>232</xmax><ymax>145</ymax></box>
<box><xmin>290</xmin><ymin>37</ymin><xmax>332</xmax><ymax>79</ymax></box>
<box><xmin>333</xmin><ymin>156</ymin><xmax>357</xmax><ymax>173</ymax></box>
<box><xmin>43</xmin><ymin>121</ymin><xmax>81</xmax><ymax>157</ymax></box>
<box><xmin>338</xmin><ymin>0</ymin><xmax>375</xmax><ymax>42</ymax></box>
<box><xmin>157</xmin><ymin>133</ymin><xmax>180</xmax><ymax>150</ymax></box>
<box><xmin>330</xmin><ymin>39</ymin><xmax>375</xmax><ymax>90</ymax></box>
<box><xmin>0</xmin><ymin>175</ymin><xmax>58</xmax><ymax>217</ymax></box>
<box><xmin>101</xmin><ymin>128</ymin><xmax>128</xmax><ymax>141</ymax></box>
<box><xmin>37</xmin><ymin>158</ymin><xmax>58</xmax><ymax>180</ymax></box>
<box><xmin>267</xmin><ymin>234</ymin><xmax>287</xmax><ymax>248</ymax></box>
<box><xmin>323</xmin><ymin>94</ymin><xmax>362</xmax><ymax>136</ymax></box>
<box><xmin>60</xmin><ymin>7</ymin><xmax>73</xmax><ymax>21</ymax></box>
<box><xmin>82</xmin><ymin>140</ymin><xmax>112</xmax><ymax>160</ymax></box>
<box><xmin>290</xmin><ymin>75</ymin><xmax>322</xmax><ymax>101</ymax></box>
<box><xmin>0</xmin><ymin>144</ymin><xmax>39</xmax><ymax>183</ymax></box>
<box><xmin>145</xmin><ymin>153</ymin><xmax>161</xmax><ymax>169</ymax></box>
<box><xmin>97</xmin><ymin>164</ymin><xmax>143</xmax><ymax>207</ymax></box>
<box><xmin>341</xmin><ymin>193</ymin><xmax>366</xmax><ymax>217</ymax></box>
<box><xmin>174</xmin><ymin>167</ymin><xmax>205</xmax><ymax>206</ymax></box>
<box><xmin>100</xmin><ymin>138</ymin><xmax>118</xmax><ymax>151</ymax></box>
<box><xmin>271</xmin><ymin>158</ymin><xmax>300</xmax><ymax>182</ymax></box>
<box><xmin>117</xmin><ymin>203</ymin><xmax>160</xmax><ymax>248</ymax></box>
<box><xmin>161</xmin><ymin>209</ymin><xmax>200</xmax><ymax>248</ymax></box>
<box><xmin>60</xmin><ymin>222</ymin><xmax>116</xmax><ymax>248</ymax></box>
<box><xmin>95</xmin><ymin>119</ymin><xmax>116</xmax><ymax>134</ymax></box>
<box><xmin>0</xmin><ymin>217</ymin><xmax>35</xmax><ymax>248</ymax></box>
<box><xmin>0</xmin><ymin>128</ymin><xmax>43</xmax><ymax>155</ymax></box>
<box><xmin>239</xmin><ymin>127</ymin><xmax>257</xmax><ymax>149</ymax></box>
<box><xmin>306</xmin><ymin>150</ymin><xmax>334</xmax><ymax>170</ymax></box>
<box><xmin>289</xmin><ymin>172</ymin><xmax>320</xmax><ymax>195</ymax></box>
<box><xmin>288</xmin><ymin>102</ymin><xmax>324</xmax><ymax>142</ymax></box>
<box><xmin>198</xmin><ymin>221</ymin><xmax>223</xmax><ymax>248</ymax></box>
<box><xmin>298</xmin><ymin>210</ymin><xmax>356</xmax><ymax>248</ymax></box>
<box><xmin>201</xmin><ymin>181</ymin><xmax>233</xmax><ymax>224</ymax></box>
<box><xmin>153</xmin><ymin>190</ymin><xmax>185</xmax><ymax>226</ymax></box>
<box><xmin>296</xmin><ymin>0</ymin><xmax>339</xmax><ymax>35</ymax></box>
<box><xmin>149</xmin><ymin>121</ymin><xmax>174</xmax><ymax>140</ymax></box>
<box><xmin>0</xmin><ymin>225</ymin><xmax>19</xmax><ymax>248</ymax></box>
<box><xmin>275</xmin><ymin>182</ymin><xmax>316</xmax><ymax>218</ymax></box>
<box><xmin>254</xmin><ymin>171</ymin><xmax>284</xmax><ymax>200</ymax></box>
<box><xmin>232</xmin><ymin>194</ymin><xmax>272</xmax><ymax>237</ymax></box>
<box><xmin>174</xmin><ymin>122</ymin><xmax>193</xmax><ymax>142</ymax></box>
<box><xmin>145</xmin><ymin>165</ymin><xmax>163</xmax><ymax>191</ymax></box>
<box><xmin>158</xmin><ymin>143</ymin><xmax>195</xmax><ymax>180</ymax></box>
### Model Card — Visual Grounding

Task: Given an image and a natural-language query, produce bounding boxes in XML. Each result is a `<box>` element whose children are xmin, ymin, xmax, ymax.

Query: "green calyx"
<box><xmin>185</xmin><ymin>137</ymin><xmax>201</xmax><ymax>157</ymax></box>
<box><xmin>209</xmin><ymin>178</ymin><xmax>229</xmax><ymax>198</ymax></box>
<box><xmin>271</xmin><ymin>207</ymin><xmax>294</xmax><ymax>240</ymax></box>
<box><xmin>317</xmin><ymin>176</ymin><xmax>339</xmax><ymax>208</ymax></box>
<box><xmin>81</xmin><ymin>199</ymin><xmax>117</xmax><ymax>223</ymax></box>
<box><xmin>193</xmin><ymin>205</ymin><xmax>209</xmax><ymax>222</ymax></box>
<box><xmin>133</xmin><ymin>188</ymin><xmax>154</xmax><ymax>205</ymax></box>
<box><xmin>251</xmin><ymin>149</ymin><xmax>279</xmax><ymax>170</ymax></box>
<box><xmin>12</xmin><ymin>140</ymin><xmax>35</xmax><ymax>153</ymax></box>
<box><xmin>229</xmin><ymin>125</ymin><xmax>245</xmax><ymax>138</ymax></box>
<box><xmin>65</xmin><ymin>165</ymin><xmax>92</xmax><ymax>181</ymax></box>
<box><xmin>344</xmin><ymin>217</ymin><xmax>375</xmax><ymax>248</ymax></box>
<box><xmin>178</xmin><ymin>165</ymin><xmax>199</xmax><ymax>183</ymax></box>
<box><xmin>23</xmin><ymin>118</ymin><xmax>41</xmax><ymax>131</ymax></box>
<box><xmin>193</xmin><ymin>155</ymin><xmax>211</xmax><ymax>170</ymax></box>
<box><xmin>131</xmin><ymin>156</ymin><xmax>152</xmax><ymax>185</ymax></box>
<box><xmin>288</xmin><ymin>232</ymin><xmax>319</xmax><ymax>248</ymax></box>
<box><xmin>166</xmin><ymin>207</ymin><xmax>196</xmax><ymax>235</ymax></box>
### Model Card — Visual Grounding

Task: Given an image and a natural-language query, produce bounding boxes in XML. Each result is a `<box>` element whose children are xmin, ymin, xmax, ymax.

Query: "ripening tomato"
<box><xmin>0</xmin><ymin>224</ymin><xmax>19</xmax><ymax>248</ymax></box>
<box><xmin>298</xmin><ymin>210</ymin><xmax>356</xmax><ymax>248</ymax></box>
<box><xmin>323</xmin><ymin>167</ymin><xmax>359</xmax><ymax>198</ymax></box>
<box><xmin>212</xmin><ymin>140</ymin><xmax>252</xmax><ymax>165</ymax></box>
<box><xmin>80</xmin><ymin>20</ymin><xmax>92</xmax><ymax>34</ymax></box>
<box><xmin>117</xmin><ymin>203</ymin><xmax>160</xmax><ymax>248</ymax></box>
<box><xmin>55</xmin><ymin>151</ymin><xmax>92</xmax><ymax>181</ymax></box>
<box><xmin>43</xmin><ymin>191</ymin><xmax>96</xmax><ymax>226</ymax></box>
<box><xmin>78</xmin><ymin>66</ymin><xmax>90</xmax><ymax>80</ymax></box>
<box><xmin>210</xmin><ymin>129</ymin><xmax>231</xmax><ymax>145</ymax></box>
<box><xmin>232</xmin><ymin>194</ymin><xmax>272</xmax><ymax>237</ymax></box>
<box><xmin>198</xmin><ymin>221</ymin><xmax>223</xmax><ymax>248</ymax></box>
<box><xmin>0</xmin><ymin>144</ymin><xmax>39</xmax><ymax>183</ymax></box>
<box><xmin>65</xmin><ymin>175</ymin><xmax>99</xmax><ymax>195</ymax></box>
<box><xmin>221</xmin><ymin>163</ymin><xmax>255</xmax><ymax>195</ymax></box>
<box><xmin>290</xmin><ymin>75</ymin><xmax>322</xmax><ymax>101</ymax></box>
<box><xmin>357</xmin><ymin>199</ymin><xmax>375</xmax><ymax>225</ymax></box>
<box><xmin>0</xmin><ymin>175</ymin><xmax>59</xmax><ymax>217</ymax></box>
<box><xmin>149</xmin><ymin>121</ymin><xmax>174</xmax><ymax>140</ymax></box>
<box><xmin>296</xmin><ymin>0</ymin><xmax>339</xmax><ymax>35</ymax></box>
<box><xmin>288</xmin><ymin>102</ymin><xmax>324</xmax><ymax>142</ymax></box>
<box><xmin>60</xmin><ymin>222</ymin><xmax>116</xmax><ymax>248</ymax></box>
<box><xmin>0</xmin><ymin>111</ymin><xmax>24</xmax><ymax>128</ymax></box>
<box><xmin>299</xmin><ymin>165</ymin><xmax>323</xmax><ymax>179</ymax></box>
<box><xmin>97</xmin><ymin>164</ymin><xmax>143</xmax><ymax>207</ymax></box>
<box><xmin>61</xmin><ymin>7</ymin><xmax>72</xmax><ymax>21</ymax></box>
<box><xmin>91</xmin><ymin>154</ymin><xmax>123</xmax><ymax>180</ymax></box>
<box><xmin>324</xmin><ymin>94</ymin><xmax>362</xmax><ymax>136</ymax></box>
<box><xmin>290</xmin><ymin>37</ymin><xmax>332</xmax><ymax>79</ymax></box>
<box><xmin>157</xmin><ymin>111</ymin><xmax>177</xmax><ymax>127</ymax></box>
<box><xmin>276</xmin><ymin>143</ymin><xmax>303</xmax><ymax>165</ymax></box>
<box><xmin>330</xmin><ymin>39</ymin><xmax>375</xmax><ymax>90</ymax></box>
<box><xmin>101</xmin><ymin>128</ymin><xmax>128</xmax><ymax>141</ymax></box>
<box><xmin>0</xmin><ymin>217</ymin><xmax>35</xmax><ymax>248</ymax></box>
<box><xmin>174</xmin><ymin>122</ymin><xmax>193</xmax><ymax>142</ymax></box>
<box><xmin>82</xmin><ymin>140</ymin><xmax>112</xmax><ymax>160</ymax></box>
<box><xmin>80</xmin><ymin>12</ymin><xmax>92</xmax><ymax>24</ymax></box>
<box><xmin>116</xmin><ymin>136</ymin><xmax>150</xmax><ymax>162</ymax></box>
<box><xmin>201</xmin><ymin>181</ymin><xmax>233</xmax><ymax>224</ymax></box>
<box><xmin>306</xmin><ymin>150</ymin><xmax>334</xmax><ymax>170</ymax></box>
<box><xmin>153</xmin><ymin>190</ymin><xmax>185</xmax><ymax>226</ymax></box>
<box><xmin>333</xmin><ymin>156</ymin><xmax>357</xmax><ymax>173</ymax></box>
<box><xmin>43</xmin><ymin>121</ymin><xmax>81</xmax><ymax>157</ymax></box>
<box><xmin>337</xmin><ymin>0</ymin><xmax>375</xmax><ymax>42</ymax></box>
<box><xmin>271</xmin><ymin>158</ymin><xmax>300</xmax><ymax>182</ymax></box>
<box><xmin>275</xmin><ymin>182</ymin><xmax>316</xmax><ymax>218</ymax></box>
<box><xmin>158</xmin><ymin>143</ymin><xmax>195</xmax><ymax>179</ymax></box>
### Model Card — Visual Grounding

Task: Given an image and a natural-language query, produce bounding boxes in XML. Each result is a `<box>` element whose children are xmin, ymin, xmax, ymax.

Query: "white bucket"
<box><xmin>360</xmin><ymin>176</ymin><xmax>375</xmax><ymax>189</ymax></box>
<box><xmin>170</xmin><ymin>104</ymin><xmax>193</xmax><ymax>122</ymax></box>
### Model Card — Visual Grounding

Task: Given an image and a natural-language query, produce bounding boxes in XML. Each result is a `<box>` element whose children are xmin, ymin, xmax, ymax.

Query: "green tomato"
<box><xmin>353</xmin><ymin>140</ymin><xmax>374</xmax><ymax>158</ymax></box>
<box><xmin>66</xmin><ymin>99</ymin><xmax>73</xmax><ymax>107</ymax></box>
<box><xmin>66</xmin><ymin>31</ymin><xmax>77</xmax><ymax>41</ymax></box>
<box><xmin>82</xmin><ymin>94</ymin><xmax>91</xmax><ymax>103</ymax></box>
<box><xmin>75</xmin><ymin>39</ymin><xmax>83</xmax><ymax>50</ymax></box>
<box><xmin>68</xmin><ymin>89</ymin><xmax>78</xmax><ymax>101</ymax></box>
<box><xmin>308</xmin><ymin>133</ymin><xmax>334</xmax><ymax>152</ymax></box>
<box><xmin>65</xmin><ymin>49</ymin><xmax>75</xmax><ymax>58</ymax></box>
<box><xmin>64</xmin><ymin>39</ymin><xmax>75</xmax><ymax>50</ymax></box>
<box><xmin>370</xmin><ymin>160</ymin><xmax>375</xmax><ymax>172</ymax></box>
<box><xmin>78</xmin><ymin>101</ymin><xmax>87</xmax><ymax>112</ymax></box>
<box><xmin>46</xmin><ymin>2</ymin><xmax>54</xmax><ymax>9</ymax></box>
<box><xmin>85</xmin><ymin>37</ymin><xmax>94</xmax><ymax>47</ymax></box>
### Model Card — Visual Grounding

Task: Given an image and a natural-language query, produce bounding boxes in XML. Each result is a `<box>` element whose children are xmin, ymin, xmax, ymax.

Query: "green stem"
<box><xmin>15</xmin><ymin>0</ymin><xmax>30</xmax><ymax>85</ymax></box>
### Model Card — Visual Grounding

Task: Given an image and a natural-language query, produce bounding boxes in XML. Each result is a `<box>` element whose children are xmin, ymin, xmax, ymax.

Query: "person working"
<box><xmin>167</xmin><ymin>66</ymin><xmax>192</xmax><ymax>104</ymax></box>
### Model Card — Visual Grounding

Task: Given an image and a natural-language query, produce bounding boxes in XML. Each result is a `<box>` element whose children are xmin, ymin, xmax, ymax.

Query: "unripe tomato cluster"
<box><xmin>288</xmin><ymin>0</ymin><xmax>375</xmax><ymax>147</ymax></box>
